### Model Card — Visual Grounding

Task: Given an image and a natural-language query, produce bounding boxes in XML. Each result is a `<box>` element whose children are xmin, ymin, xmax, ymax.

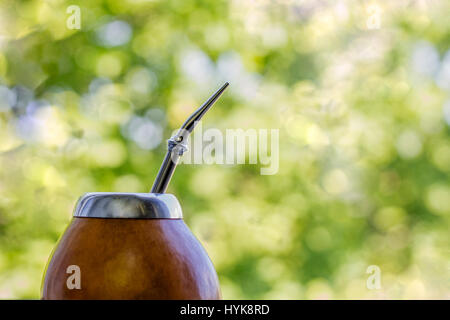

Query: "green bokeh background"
<box><xmin>0</xmin><ymin>0</ymin><xmax>449</xmax><ymax>299</ymax></box>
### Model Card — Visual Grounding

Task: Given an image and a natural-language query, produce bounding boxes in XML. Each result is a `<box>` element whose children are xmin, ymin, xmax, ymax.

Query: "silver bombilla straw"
<box><xmin>150</xmin><ymin>82</ymin><xmax>229</xmax><ymax>193</ymax></box>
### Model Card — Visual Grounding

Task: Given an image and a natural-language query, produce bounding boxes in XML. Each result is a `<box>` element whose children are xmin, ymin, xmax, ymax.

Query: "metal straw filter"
<box><xmin>150</xmin><ymin>82</ymin><xmax>229</xmax><ymax>193</ymax></box>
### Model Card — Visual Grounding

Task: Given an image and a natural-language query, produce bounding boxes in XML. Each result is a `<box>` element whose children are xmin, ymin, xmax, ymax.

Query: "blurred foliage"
<box><xmin>0</xmin><ymin>0</ymin><xmax>449</xmax><ymax>299</ymax></box>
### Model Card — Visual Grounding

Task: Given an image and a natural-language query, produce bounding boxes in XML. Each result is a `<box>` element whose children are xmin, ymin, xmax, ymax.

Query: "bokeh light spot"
<box><xmin>97</xmin><ymin>20</ymin><xmax>133</xmax><ymax>47</ymax></box>
<box><xmin>323</xmin><ymin>169</ymin><xmax>349</xmax><ymax>195</ymax></box>
<box><xmin>96</xmin><ymin>53</ymin><xmax>123</xmax><ymax>78</ymax></box>
<box><xmin>396</xmin><ymin>130</ymin><xmax>422</xmax><ymax>159</ymax></box>
<box><xmin>425</xmin><ymin>184</ymin><xmax>450</xmax><ymax>216</ymax></box>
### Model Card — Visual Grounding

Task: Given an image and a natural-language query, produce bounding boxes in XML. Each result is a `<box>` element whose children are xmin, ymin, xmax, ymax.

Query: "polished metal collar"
<box><xmin>73</xmin><ymin>193</ymin><xmax>183</xmax><ymax>219</ymax></box>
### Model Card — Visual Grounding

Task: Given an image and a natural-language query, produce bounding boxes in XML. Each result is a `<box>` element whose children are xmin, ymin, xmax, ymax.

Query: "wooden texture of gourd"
<box><xmin>42</xmin><ymin>218</ymin><xmax>220</xmax><ymax>300</ymax></box>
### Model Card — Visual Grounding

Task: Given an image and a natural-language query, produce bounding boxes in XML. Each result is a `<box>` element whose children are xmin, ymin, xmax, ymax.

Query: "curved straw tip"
<box><xmin>216</xmin><ymin>81</ymin><xmax>229</xmax><ymax>94</ymax></box>
<box><xmin>150</xmin><ymin>82</ymin><xmax>230</xmax><ymax>193</ymax></box>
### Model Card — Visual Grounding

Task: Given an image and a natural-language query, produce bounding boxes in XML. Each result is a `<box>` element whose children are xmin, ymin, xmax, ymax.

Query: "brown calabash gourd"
<box><xmin>41</xmin><ymin>83</ymin><xmax>229</xmax><ymax>300</ymax></box>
